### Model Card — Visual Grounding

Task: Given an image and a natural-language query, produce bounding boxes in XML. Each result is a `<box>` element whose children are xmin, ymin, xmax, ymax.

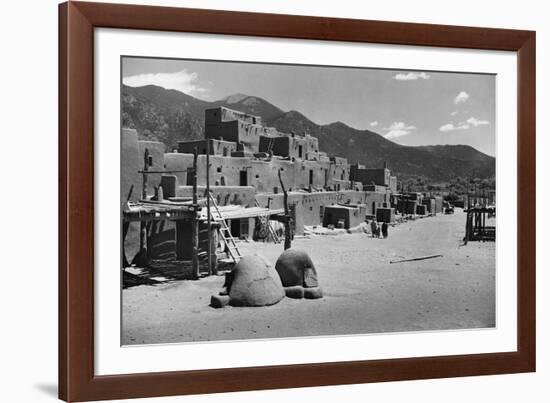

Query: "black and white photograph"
<box><xmin>120</xmin><ymin>56</ymin><xmax>496</xmax><ymax>346</ymax></box>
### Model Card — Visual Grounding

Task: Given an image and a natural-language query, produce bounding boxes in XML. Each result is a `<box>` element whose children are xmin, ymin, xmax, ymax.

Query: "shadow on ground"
<box><xmin>34</xmin><ymin>383</ymin><xmax>57</xmax><ymax>398</ymax></box>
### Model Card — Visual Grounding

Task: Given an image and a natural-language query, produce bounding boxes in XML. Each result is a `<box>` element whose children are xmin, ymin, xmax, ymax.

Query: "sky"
<box><xmin>123</xmin><ymin>57</ymin><xmax>496</xmax><ymax>156</ymax></box>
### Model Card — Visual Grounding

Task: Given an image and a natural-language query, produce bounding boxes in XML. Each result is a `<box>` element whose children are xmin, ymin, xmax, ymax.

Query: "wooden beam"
<box><xmin>191</xmin><ymin>148</ymin><xmax>199</xmax><ymax>279</ymax></box>
<box><xmin>206</xmin><ymin>139</ymin><xmax>213</xmax><ymax>275</ymax></box>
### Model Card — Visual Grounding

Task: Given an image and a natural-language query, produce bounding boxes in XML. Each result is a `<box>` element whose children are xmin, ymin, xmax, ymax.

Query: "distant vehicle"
<box><xmin>444</xmin><ymin>205</ymin><xmax>455</xmax><ymax>214</ymax></box>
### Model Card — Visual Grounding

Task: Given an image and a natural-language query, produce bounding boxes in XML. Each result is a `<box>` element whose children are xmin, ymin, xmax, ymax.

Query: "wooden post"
<box><xmin>206</xmin><ymin>140</ymin><xmax>213</xmax><ymax>275</ymax></box>
<box><xmin>139</xmin><ymin>148</ymin><xmax>149</xmax><ymax>255</ymax></box>
<box><xmin>278</xmin><ymin>169</ymin><xmax>292</xmax><ymax>250</ymax></box>
<box><xmin>191</xmin><ymin>148</ymin><xmax>199</xmax><ymax>279</ymax></box>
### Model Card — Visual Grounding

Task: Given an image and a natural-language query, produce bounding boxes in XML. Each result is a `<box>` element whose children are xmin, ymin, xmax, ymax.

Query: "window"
<box><xmin>217</xmin><ymin>166</ymin><xmax>222</xmax><ymax>173</ymax></box>
<box><xmin>240</xmin><ymin>170</ymin><xmax>248</xmax><ymax>186</ymax></box>
<box><xmin>148</xmin><ymin>155</ymin><xmax>153</xmax><ymax>167</ymax></box>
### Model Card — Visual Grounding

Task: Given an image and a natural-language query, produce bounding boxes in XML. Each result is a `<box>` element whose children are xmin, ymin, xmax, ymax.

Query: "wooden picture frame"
<box><xmin>59</xmin><ymin>1</ymin><xmax>536</xmax><ymax>401</ymax></box>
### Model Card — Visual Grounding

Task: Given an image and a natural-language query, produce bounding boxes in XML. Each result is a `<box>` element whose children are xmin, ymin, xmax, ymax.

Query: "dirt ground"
<box><xmin>122</xmin><ymin>209</ymin><xmax>495</xmax><ymax>345</ymax></box>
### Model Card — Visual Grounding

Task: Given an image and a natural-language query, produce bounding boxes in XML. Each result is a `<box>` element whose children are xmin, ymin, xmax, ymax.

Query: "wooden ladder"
<box><xmin>266</xmin><ymin>136</ymin><xmax>275</xmax><ymax>155</ymax></box>
<box><xmin>208</xmin><ymin>192</ymin><xmax>242</xmax><ymax>263</ymax></box>
<box><xmin>254</xmin><ymin>200</ymin><xmax>281</xmax><ymax>243</ymax></box>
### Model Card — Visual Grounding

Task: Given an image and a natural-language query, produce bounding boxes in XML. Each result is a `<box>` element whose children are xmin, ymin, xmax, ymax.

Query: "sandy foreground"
<box><xmin>122</xmin><ymin>209</ymin><xmax>495</xmax><ymax>345</ymax></box>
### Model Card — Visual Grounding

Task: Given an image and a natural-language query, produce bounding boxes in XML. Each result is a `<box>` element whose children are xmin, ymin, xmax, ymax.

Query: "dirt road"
<box><xmin>122</xmin><ymin>210</ymin><xmax>495</xmax><ymax>345</ymax></box>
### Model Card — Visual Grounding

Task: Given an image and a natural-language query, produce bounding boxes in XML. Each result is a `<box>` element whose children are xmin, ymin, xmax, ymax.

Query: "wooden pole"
<box><xmin>139</xmin><ymin>148</ymin><xmax>149</xmax><ymax>254</ymax></box>
<box><xmin>206</xmin><ymin>140</ymin><xmax>213</xmax><ymax>275</ymax></box>
<box><xmin>278</xmin><ymin>169</ymin><xmax>292</xmax><ymax>250</ymax></box>
<box><xmin>191</xmin><ymin>148</ymin><xmax>199</xmax><ymax>279</ymax></box>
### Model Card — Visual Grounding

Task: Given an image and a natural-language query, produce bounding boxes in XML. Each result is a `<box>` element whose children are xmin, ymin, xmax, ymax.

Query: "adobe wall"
<box><xmin>323</xmin><ymin>205</ymin><xmax>364</xmax><ymax>229</ymax></box>
<box><xmin>178</xmin><ymin>139</ymin><xmax>237</xmax><ymax>156</ymax></box>
<box><xmin>258</xmin><ymin>135</ymin><xmax>310</xmax><ymax>160</ymax></box>
<box><xmin>251</xmin><ymin>158</ymin><xmax>296</xmax><ymax>193</ymax></box>
<box><xmin>389</xmin><ymin>176</ymin><xmax>398</xmax><ymax>193</ymax></box>
<box><xmin>165</xmin><ymin>153</ymin><xmax>254</xmax><ymax>187</ymax></box>
<box><xmin>121</xmin><ymin>128</ymin><xmax>141</xmax><ymax>203</ymax></box>
<box><xmin>363</xmin><ymin>184</ymin><xmax>387</xmax><ymax>193</ymax></box>
<box><xmin>295</xmin><ymin>191</ymin><xmax>340</xmax><ymax>230</ymax></box>
<box><xmin>352</xmin><ymin>168</ymin><xmax>391</xmax><ymax>187</ymax></box>
<box><xmin>318</xmin><ymin>152</ymin><xmax>331</xmax><ymax>163</ymax></box>
<box><xmin>330</xmin><ymin>156</ymin><xmax>348</xmax><ymax>166</ymax></box>
<box><xmin>296</xmin><ymin>159</ymin><xmax>336</xmax><ymax>189</ymax></box>
<box><xmin>204</xmin><ymin>155</ymin><xmax>253</xmax><ymax>186</ymax></box>
<box><xmin>206</xmin><ymin>121</ymin><xmax>271</xmax><ymax>153</ymax></box>
<box><xmin>175</xmin><ymin>185</ymin><xmax>256</xmax><ymax>207</ymax></box>
<box><xmin>205</xmin><ymin>120</ymin><xmax>240</xmax><ymax>143</ymax></box>
<box><xmin>433</xmin><ymin>196</ymin><xmax>443</xmax><ymax>213</ymax></box>
<box><xmin>163</xmin><ymin>153</ymin><xmax>192</xmax><ymax>185</ymax></box>
<box><xmin>328</xmin><ymin>161</ymin><xmax>350</xmax><ymax>189</ymax></box>
<box><xmin>255</xmin><ymin>190</ymin><xmax>340</xmax><ymax>234</ymax></box>
<box><xmin>236</xmin><ymin>121</ymin><xmax>271</xmax><ymax>152</ymax></box>
<box><xmin>205</xmin><ymin>107</ymin><xmax>262</xmax><ymax>126</ymax></box>
<box><xmin>138</xmin><ymin>140</ymin><xmax>165</xmax><ymax>198</ymax></box>
<box><xmin>338</xmin><ymin>189</ymin><xmax>368</xmax><ymax>205</ymax></box>
<box><xmin>364</xmin><ymin>191</ymin><xmax>388</xmax><ymax>215</ymax></box>
<box><xmin>304</xmin><ymin>135</ymin><xmax>320</xmax><ymax>161</ymax></box>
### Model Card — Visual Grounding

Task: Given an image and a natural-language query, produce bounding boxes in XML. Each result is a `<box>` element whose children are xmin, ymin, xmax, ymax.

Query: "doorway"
<box><xmin>240</xmin><ymin>170</ymin><xmax>248</xmax><ymax>186</ymax></box>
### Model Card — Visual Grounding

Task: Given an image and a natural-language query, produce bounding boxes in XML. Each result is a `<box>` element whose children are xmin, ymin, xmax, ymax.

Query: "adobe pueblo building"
<box><xmin>121</xmin><ymin>106</ymin><xmax>441</xmax><ymax>276</ymax></box>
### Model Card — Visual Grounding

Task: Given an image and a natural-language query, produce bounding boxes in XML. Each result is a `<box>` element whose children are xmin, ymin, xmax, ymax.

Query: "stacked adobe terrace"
<box><xmin>121</xmin><ymin>106</ymin><xmax>400</xmax><ymax>256</ymax></box>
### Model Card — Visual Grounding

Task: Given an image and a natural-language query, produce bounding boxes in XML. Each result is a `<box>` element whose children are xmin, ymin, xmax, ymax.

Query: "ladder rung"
<box><xmin>208</xmin><ymin>192</ymin><xmax>241</xmax><ymax>264</ymax></box>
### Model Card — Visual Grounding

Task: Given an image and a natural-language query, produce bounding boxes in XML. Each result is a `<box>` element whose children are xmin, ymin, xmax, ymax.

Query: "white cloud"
<box><xmin>466</xmin><ymin>117</ymin><xmax>490</xmax><ymax>127</ymax></box>
<box><xmin>383</xmin><ymin>122</ymin><xmax>416</xmax><ymax>139</ymax></box>
<box><xmin>393</xmin><ymin>72</ymin><xmax>431</xmax><ymax>81</ymax></box>
<box><xmin>439</xmin><ymin>123</ymin><xmax>469</xmax><ymax>132</ymax></box>
<box><xmin>370</xmin><ymin>121</ymin><xmax>379</xmax><ymax>127</ymax></box>
<box><xmin>453</xmin><ymin>91</ymin><xmax>470</xmax><ymax>104</ymax></box>
<box><xmin>123</xmin><ymin>69</ymin><xmax>209</xmax><ymax>97</ymax></box>
<box><xmin>450</xmin><ymin>111</ymin><xmax>458</xmax><ymax>116</ymax></box>
<box><xmin>440</xmin><ymin>116</ymin><xmax>490</xmax><ymax>132</ymax></box>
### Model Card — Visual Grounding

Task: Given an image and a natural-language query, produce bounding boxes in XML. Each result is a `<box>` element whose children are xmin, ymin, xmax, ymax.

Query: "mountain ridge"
<box><xmin>122</xmin><ymin>84</ymin><xmax>495</xmax><ymax>182</ymax></box>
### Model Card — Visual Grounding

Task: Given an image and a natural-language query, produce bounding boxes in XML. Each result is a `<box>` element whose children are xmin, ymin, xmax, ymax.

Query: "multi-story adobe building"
<box><xmin>122</xmin><ymin>106</ymin><xmax>398</xmax><ymax>263</ymax></box>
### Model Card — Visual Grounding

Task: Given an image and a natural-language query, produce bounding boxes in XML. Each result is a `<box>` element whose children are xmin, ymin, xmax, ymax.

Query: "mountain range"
<box><xmin>122</xmin><ymin>84</ymin><xmax>495</xmax><ymax>182</ymax></box>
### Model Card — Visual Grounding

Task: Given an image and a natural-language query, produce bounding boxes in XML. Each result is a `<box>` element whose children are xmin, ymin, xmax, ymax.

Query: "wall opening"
<box><xmin>230</xmin><ymin>219</ymin><xmax>240</xmax><ymax>238</ymax></box>
<box><xmin>309</xmin><ymin>169</ymin><xmax>313</xmax><ymax>186</ymax></box>
<box><xmin>298</xmin><ymin>145</ymin><xmax>303</xmax><ymax>159</ymax></box>
<box><xmin>240</xmin><ymin>170</ymin><xmax>248</xmax><ymax>186</ymax></box>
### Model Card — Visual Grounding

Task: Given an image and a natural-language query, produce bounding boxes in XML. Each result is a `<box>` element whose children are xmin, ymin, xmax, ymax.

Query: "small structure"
<box><xmin>416</xmin><ymin>204</ymin><xmax>427</xmax><ymax>215</ymax></box>
<box><xmin>322</xmin><ymin>204</ymin><xmax>365</xmax><ymax>229</ymax></box>
<box><xmin>376</xmin><ymin>207</ymin><xmax>395</xmax><ymax>223</ymax></box>
<box><xmin>275</xmin><ymin>248</ymin><xmax>323</xmax><ymax>299</ymax></box>
<box><xmin>422</xmin><ymin>198</ymin><xmax>436</xmax><ymax>215</ymax></box>
<box><xmin>397</xmin><ymin>198</ymin><xmax>418</xmax><ymax>215</ymax></box>
<box><xmin>464</xmin><ymin>206</ymin><xmax>495</xmax><ymax>242</ymax></box>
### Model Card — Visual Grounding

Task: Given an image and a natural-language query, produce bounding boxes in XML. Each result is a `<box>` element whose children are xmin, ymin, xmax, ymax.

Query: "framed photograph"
<box><xmin>59</xmin><ymin>1</ymin><xmax>536</xmax><ymax>401</ymax></box>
